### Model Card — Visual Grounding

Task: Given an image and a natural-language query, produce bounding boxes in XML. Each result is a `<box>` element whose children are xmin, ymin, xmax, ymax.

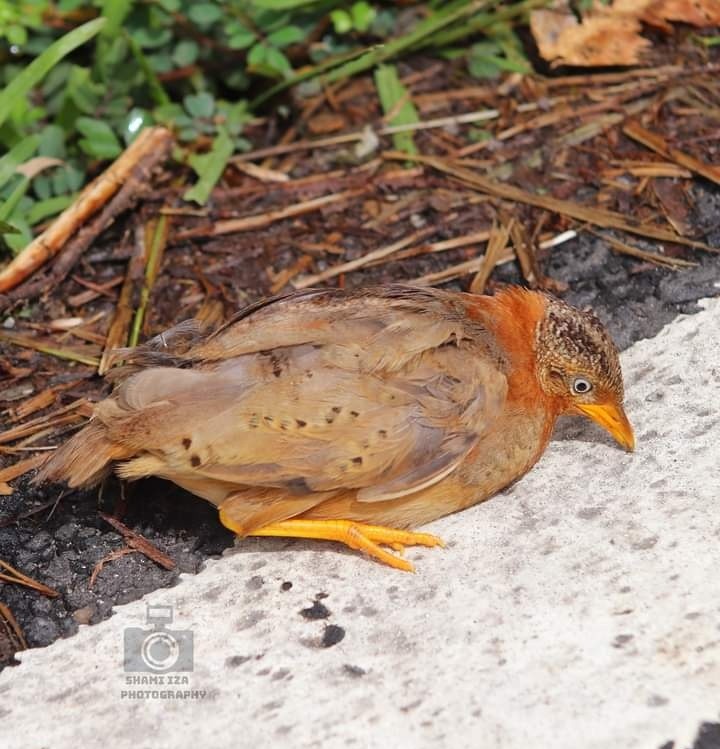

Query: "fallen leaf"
<box><xmin>531</xmin><ymin>0</ymin><xmax>720</xmax><ymax>67</ymax></box>
<box><xmin>616</xmin><ymin>0</ymin><xmax>720</xmax><ymax>29</ymax></box>
<box><xmin>16</xmin><ymin>156</ymin><xmax>64</xmax><ymax>179</ymax></box>
<box><xmin>307</xmin><ymin>112</ymin><xmax>348</xmax><ymax>135</ymax></box>
<box><xmin>531</xmin><ymin>7</ymin><xmax>650</xmax><ymax>66</ymax></box>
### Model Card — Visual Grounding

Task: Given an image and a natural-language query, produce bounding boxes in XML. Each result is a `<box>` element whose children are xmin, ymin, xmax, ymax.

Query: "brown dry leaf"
<box><xmin>307</xmin><ymin>112</ymin><xmax>348</xmax><ymax>135</ymax></box>
<box><xmin>531</xmin><ymin>0</ymin><xmax>720</xmax><ymax>67</ymax></box>
<box><xmin>615</xmin><ymin>0</ymin><xmax>720</xmax><ymax>28</ymax></box>
<box><xmin>531</xmin><ymin>6</ymin><xmax>650</xmax><ymax>66</ymax></box>
<box><xmin>16</xmin><ymin>156</ymin><xmax>64</xmax><ymax>179</ymax></box>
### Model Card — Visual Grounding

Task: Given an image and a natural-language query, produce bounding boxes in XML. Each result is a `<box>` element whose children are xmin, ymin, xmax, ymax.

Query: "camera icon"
<box><xmin>123</xmin><ymin>604</ymin><xmax>194</xmax><ymax>673</ymax></box>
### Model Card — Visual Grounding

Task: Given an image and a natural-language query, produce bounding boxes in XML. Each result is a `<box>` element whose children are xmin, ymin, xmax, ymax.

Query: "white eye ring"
<box><xmin>572</xmin><ymin>377</ymin><xmax>593</xmax><ymax>395</ymax></box>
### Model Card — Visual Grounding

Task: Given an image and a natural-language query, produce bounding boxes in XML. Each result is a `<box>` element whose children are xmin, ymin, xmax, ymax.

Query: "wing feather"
<box><xmin>98</xmin><ymin>285</ymin><xmax>507</xmax><ymax>507</ymax></box>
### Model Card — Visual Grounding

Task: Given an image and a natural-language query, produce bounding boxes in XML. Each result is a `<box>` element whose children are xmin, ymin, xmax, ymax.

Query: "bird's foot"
<box><xmin>243</xmin><ymin>519</ymin><xmax>444</xmax><ymax>572</ymax></box>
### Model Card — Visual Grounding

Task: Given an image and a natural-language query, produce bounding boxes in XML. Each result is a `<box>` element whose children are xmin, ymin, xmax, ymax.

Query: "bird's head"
<box><xmin>535</xmin><ymin>297</ymin><xmax>634</xmax><ymax>451</ymax></box>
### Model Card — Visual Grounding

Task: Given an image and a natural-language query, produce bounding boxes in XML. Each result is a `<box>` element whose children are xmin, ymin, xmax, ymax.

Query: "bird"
<box><xmin>37</xmin><ymin>284</ymin><xmax>634</xmax><ymax>571</ymax></box>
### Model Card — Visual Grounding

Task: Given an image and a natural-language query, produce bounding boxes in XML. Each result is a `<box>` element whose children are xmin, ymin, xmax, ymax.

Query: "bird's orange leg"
<box><xmin>241</xmin><ymin>519</ymin><xmax>444</xmax><ymax>572</ymax></box>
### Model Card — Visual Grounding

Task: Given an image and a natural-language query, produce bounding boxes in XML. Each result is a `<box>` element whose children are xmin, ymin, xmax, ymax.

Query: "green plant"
<box><xmin>0</xmin><ymin>0</ymin><xmax>543</xmax><ymax>258</ymax></box>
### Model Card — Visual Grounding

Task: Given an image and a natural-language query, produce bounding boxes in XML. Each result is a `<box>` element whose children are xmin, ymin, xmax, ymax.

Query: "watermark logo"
<box><xmin>124</xmin><ymin>604</ymin><xmax>194</xmax><ymax>673</ymax></box>
<box><xmin>120</xmin><ymin>604</ymin><xmax>207</xmax><ymax>701</ymax></box>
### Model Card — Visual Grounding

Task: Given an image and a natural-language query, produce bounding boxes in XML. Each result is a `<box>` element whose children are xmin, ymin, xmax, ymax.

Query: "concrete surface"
<box><xmin>1</xmin><ymin>297</ymin><xmax>720</xmax><ymax>749</ymax></box>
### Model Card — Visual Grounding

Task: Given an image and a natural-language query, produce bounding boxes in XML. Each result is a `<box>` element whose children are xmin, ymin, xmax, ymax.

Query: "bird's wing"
<box><xmin>103</xmin><ymin>285</ymin><xmax>508</xmax><ymax>502</ymax></box>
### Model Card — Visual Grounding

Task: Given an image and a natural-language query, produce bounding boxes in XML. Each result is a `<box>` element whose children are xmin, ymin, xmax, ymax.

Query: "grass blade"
<box><xmin>0</xmin><ymin>137</ymin><xmax>40</xmax><ymax>192</ymax></box>
<box><xmin>183</xmin><ymin>128</ymin><xmax>234</xmax><ymax>205</ymax></box>
<box><xmin>374</xmin><ymin>64</ymin><xmax>419</xmax><ymax>155</ymax></box>
<box><xmin>0</xmin><ymin>18</ymin><xmax>106</xmax><ymax>130</ymax></box>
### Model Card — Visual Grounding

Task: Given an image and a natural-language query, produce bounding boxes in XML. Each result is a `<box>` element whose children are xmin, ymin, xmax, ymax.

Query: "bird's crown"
<box><xmin>535</xmin><ymin>297</ymin><xmax>623</xmax><ymax>399</ymax></box>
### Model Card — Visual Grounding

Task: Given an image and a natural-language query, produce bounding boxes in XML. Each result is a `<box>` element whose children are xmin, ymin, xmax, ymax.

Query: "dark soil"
<box><xmin>1</xmin><ymin>46</ymin><xmax>719</xmax><ymax>667</ymax></box>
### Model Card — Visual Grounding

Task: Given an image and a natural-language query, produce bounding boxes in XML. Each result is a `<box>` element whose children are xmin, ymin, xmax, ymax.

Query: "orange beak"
<box><xmin>576</xmin><ymin>402</ymin><xmax>635</xmax><ymax>451</ymax></box>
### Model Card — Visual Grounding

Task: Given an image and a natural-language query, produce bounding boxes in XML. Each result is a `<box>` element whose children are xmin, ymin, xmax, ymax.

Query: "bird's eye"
<box><xmin>572</xmin><ymin>377</ymin><xmax>593</xmax><ymax>395</ymax></box>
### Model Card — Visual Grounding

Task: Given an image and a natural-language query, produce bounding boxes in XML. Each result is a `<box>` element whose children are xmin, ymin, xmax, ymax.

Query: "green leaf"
<box><xmin>0</xmin><ymin>18</ymin><xmax>106</xmax><ymax>130</ymax></box>
<box><xmin>100</xmin><ymin>0</ymin><xmax>133</xmax><ymax>38</ymax></box>
<box><xmin>122</xmin><ymin>108</ymin><xmax>153</xmax><ymax>144</ymax></box>
<box><xmin>0</xmin><ymin>176</ymin><xmax>31</xmax><ymax>223</ymax></box>
<box><xmin>330</xmin><ymin>10</ymin><xmax>353</xmax><ymax>34</ymax></box>
<box><xmin>0</xmin><ymin>220</ymin><xmax>20</xmax><ymax>235</ymax></box>
<box><xmin>374</xmin><ymin>63</ymin><xmax>418</xmax><ymax>155</ymax></box>
<box><xmin>216</xmin><ymin>100</ymin><xmax>251</xmax><ymax>136</ymax></box>
<box><xmin>26</xmin><ymin>193</ymin><xmax>75</xmax><ymax>225</ymax></box>
<box><xmin>153</xmin><ymin>102</ymin><xmax>184</xmax><ymax>126</ymax></box>
<box><xmin>468</xmin><ymin>55</ymin><xmax>501</xmax><ymax>80</ymax></box>
<box><xmin>264</xmin><ymin>47</ymin><xmax>292</xmax><ymax>75</ymax></box>
<box><xmin>184</xmin><ymin>92</ymin><xmax>215</xmax><ymax>118</ymax></box>
<box><xmin>76</xmin><ymin>117</ymin><xmax>122</xmax><ymax>159</ymax></box>
<box><xmin>6</xmin><ymin>24</ymin><xmax>28</xmax><ymax>47</ymax></box>
<box><xmin>131</xmin><ymin>27</ymin><xmax>172</xmax><ymax>49</ymax></box>
<box><xmin>126</xmin><ymin>32</ymin><xmax>171</xmax><ymax>105</ymax></box>
<box><xmin>65</xmin><ymin>66</ymin><xmax>102</xmax><ymax>114</ymax></box>
<box><xmin>187</xmin><ymin>3</ymin><xmax>223</xmax><ymax>26</ymax></box>
<box><xmin>248</xmin><ymin>43</ymin><xmax>268</xmax><ymax>67</ymax></box>
<box><xmin>173</xmin><ymin>39</ymin><xmax>199</xmax><ymax>66</ymax></box>
<box><xmin>267</xmin><ymin>25</ymin><xmax>305</xmax><ymax>48</ymax></box>
<box><xmin>0</xmin><ymin>136</ymin><xmax>40</xmax><ymax>192</ymax></box>
<box><xmin>38</xmin><ymin>124</ymin><xmax>67</xmax><ymax>159</ymax></box>
<box><xmin>3</xmin><ymin>216</ymin><xmax>32</xmax><ymax>254</ymax></box>
<box><xmin>250</xmin><ymin>0</ymin><xmax>322</xmax><ymax>8</ymax></box>
<box><xmin>227</xmin><ymin>24</ymin><xmax>256</xmax><ymax>50</ymax></box>
<box><xmin>40</xmin><ymin>62</ymin><xmax>72</xmax><ymax>99</ymax></box>
<box><xmin>351</xmin><ymin>2</ymin><xmax>376</xmax><ymax>32</ymax></box>
<box><xmin>183</xmin><ymin>128</ymin><xmax>234</xmax><ymax>205</ymax></box>
<box><xmin>33</xmin><ymin>175</ymin><xmax>52</xmax><ymax>201</ymax></box>
<box><xmin>64</xmin><ymin>164</ymin><xmax>85</xmax><ymax>192</ymax></box>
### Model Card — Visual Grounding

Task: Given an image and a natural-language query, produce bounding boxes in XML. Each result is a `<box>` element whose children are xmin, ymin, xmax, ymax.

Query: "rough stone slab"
<box><xmin>2</xmin><ymin>298</ymin><xmax>719</xmax><ymax>749</ymax></box>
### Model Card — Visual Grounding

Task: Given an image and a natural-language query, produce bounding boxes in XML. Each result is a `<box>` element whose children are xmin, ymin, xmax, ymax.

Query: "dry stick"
<box><xmin>129</xmin><ymin>214</ymin><xmax>171</xmax><ymax>348</ymax></box>
<box><xmin>456</xmin><ymin>90</ymin><xmax>653</xmax><ymax>158</ymax></box>
<box><xmin>232</xmin><ymin>109</ymin><xmax>503</xmax><ymax>163</ymax></box>
<box><xmin>0</xmin><ymin>127</ymin><xmax>173</xmax><ymax>296</ymax></box>
<box><xmin>0</xmin><ymin>399</ymin><xmax>91</xmax><ymax>444</ymax></box>
<box><xmin>89</xmin><ymin>548</ymin><xmax>137</xmax><ymax>589</ymax></box>
<box><xmin>412</xmin><ymin>251</ymin><xmax>513</xmax><ymax>286</ymax></box>
<box><xmin>0</xmin><ymin>603</ymin><xmax>28</xmax><ymax>655</ymax></box>
<box><xmin>411</xmin><ymin>230</ymin><xmax>577</xmax><ymax>286</ymax></box>
<box><xmin>586</xmin><ymin>229</ymin><xmax>696</xmax><ymax>269</ymax></box>
<box><xmin>174</xmin><ymin>189</ymin><xmax>366</xmax><ymax>241</ymax></box>
<box><xmin>384</xmin><ymin>229</ymin><xmax>492</xmax><ymax>264</ymax></box>
<box><xmin>383</xmin><ymin>151</ymin><xmax>713</xmax><ymax>251</ymax></box>
<box><xmin>603</xmin><ymin>163</ymin><xmax>691</xmax><ymax>179</ymax></box>
<box><xmin>623</xmin><ymin>120</ymin><xmax>720</xmax><ymax>187</ymax></box>
<box><xmin>470</xmin><ymin>220</ymin><xmax>513</xmax><ymax>294</ymax></box>
<box><xmin>509</xmin><ymin>218</ymin><xmax>543</xmax><ymax>288</ymax></box>
<box><xmin>99</xmin><ymin>224</ymin><xmax>151</xmax><ymax>374</ymax></box>
<box><xmin>0</xmin><ymin>412</ymin><xmax>88</xmax><ymax>446</ymax></box>
<box><xmin>0</xmin><ymin>330</ymin><xmax>100</xmax><ymax>367</ymax></box>
<box><xmin>293</xmin><ymin>227</ymin><xmax>437</xmax><ymax>289</ymax></box>
<box><xmin>307</xmin><ymin>229</ymin><xmax>495</xmax><ymax>279</ymax></box>
<box><xmin>99</xmin><ymin>513</ymin><xmax>175</xmax><ymax>571</ymax></box>
<box><xmin>0</xmin><ymin>558</ymin><xmax>59</xmax><ymax>598</ymax></box>
<box><xmin>0</xmin><ymin>454</ymin><xmax>49</xmax><ymax>486</ymax></box>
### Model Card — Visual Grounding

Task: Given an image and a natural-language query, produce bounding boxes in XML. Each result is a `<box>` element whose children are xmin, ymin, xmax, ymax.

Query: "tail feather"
<box><xmin>34</xmin><ymin>420</ymin><xmax>130</xmax><ymax>489</ymax></box>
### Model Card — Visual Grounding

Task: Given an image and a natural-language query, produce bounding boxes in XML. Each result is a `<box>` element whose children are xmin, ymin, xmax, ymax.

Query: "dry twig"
<box><xmin>0</xmin><ymin>558</ymin><xmax>59</xmax><ymax>598</ymax></box>
<box><xmin>623</xmin><ymin>120</ymin><xmax>720</xmax><ymax>187</ymax></box>
<box><xmin>0</xmin><ymin>127</ymin><xmax>173</xmax><ymax>298</ymax></box>
<box><xmin>99</xmin><ymin>512</ymin><xmax>176</xmax><ymax>571</ymax></box>
<box><xmin>384</xmin><ymin>151</ymin><xmax>713</xmax><ymax>251</ymax></box>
